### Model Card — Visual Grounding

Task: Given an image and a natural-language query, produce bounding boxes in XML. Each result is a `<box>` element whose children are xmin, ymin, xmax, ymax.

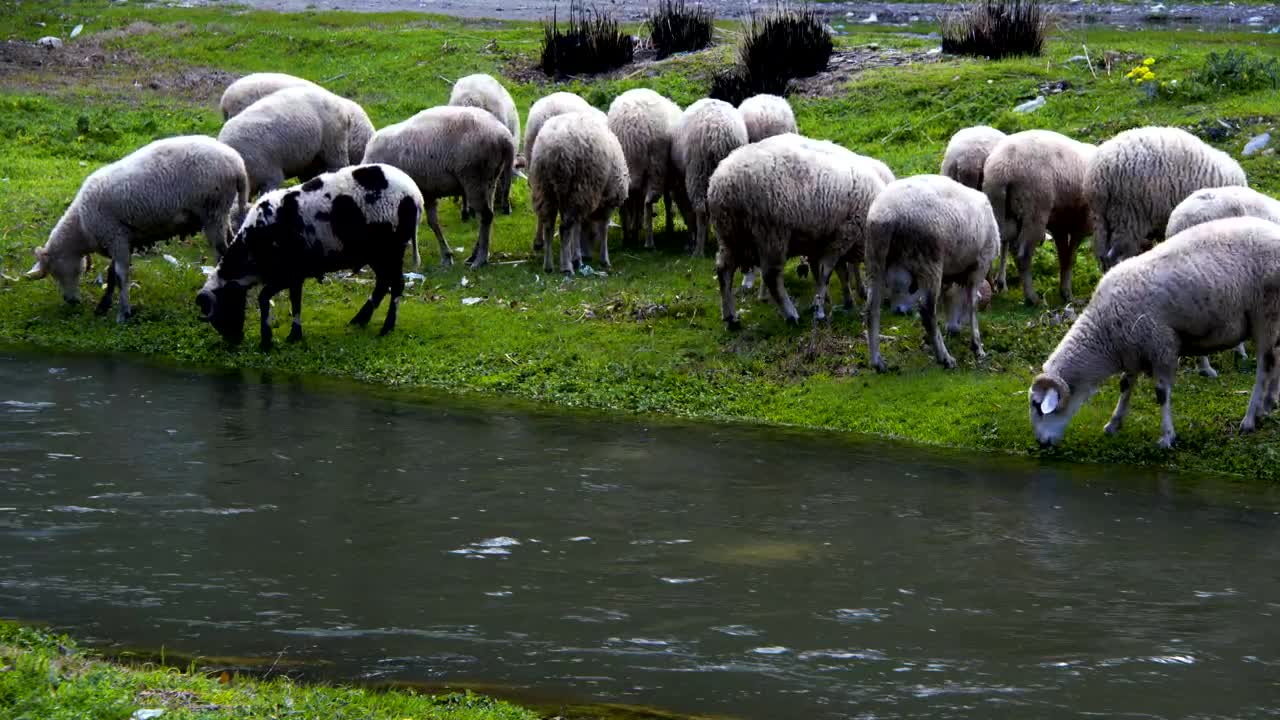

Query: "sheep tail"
<box><xmin>235</xmin><ymin>168</ymin><xmax>249</xmax><ymax>221</ymax></box>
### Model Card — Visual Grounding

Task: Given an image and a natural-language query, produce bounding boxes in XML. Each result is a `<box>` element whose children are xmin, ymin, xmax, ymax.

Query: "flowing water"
<box><xmin>2</xmin><ymin>352</ymin><xmax>1279</xmax><ymax>719</ymax></box>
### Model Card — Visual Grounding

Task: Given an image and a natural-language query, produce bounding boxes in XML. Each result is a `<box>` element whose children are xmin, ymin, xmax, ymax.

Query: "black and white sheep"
<box><xmin>864</xmin><ymin>174</ymin><xmax>999</xmax><ymax>371</ymax></box>
<box><xmin>26</xmin><ymin>135</ymin><xmax>248</xmax><ymax>323</ymax></box>
<box><xmin>738</xmin><ymin>94</ymin><xmax>797</xmax><ymax>143</ymax></box>
<box><xmin>607</xmin><ymin>88</ymin><xmax>682</xmax><ymax>250</ymax></box>
<box><xmin>1086</xmin><ymin>126</ymin><xmax>1247</xmax><ymax>270</ymax></box>
<box><xmin>940</xmin><ymin>125</ymin><xmax>1006</xmax><ymax>191</ymax></box>
<box><xmin>529</xmin><ymin>110</ymin><xmax>629</xmax><ymax>274</ymax></box>
<box><xmin>362</xmin><ymin>106</ymin><xmax>515</xmax><ymax>269</ymax></box>
<box><xmin>1029</xmin><ymin>217</ymin><xmax>1280</xmax><ymax>449</ymax></box>
<box><xmin>983</xmin><ymin>129</ymin><xmax>1095</xmax><ymax>304</ymax></box>
<box><xmin>708</xmin><ymin>134</ymin><xmax>886</xmax><ymax>329</ymax></box>
<box><xmin>196</xmin><ymin>164</ymin><xmax>422</xmax><ymax>350</ymax></box>
<box><xmin>449</xmin><ymin>73</ymin><xmax>521</xmax><ymax>215</ymax></box>
<box><xmin>217</xmin><ymin>85</ymin><xmax>365</xmax><ymax>197</ymax></box>
<box><xmin>671</xmin><ymin>99</ymin><xmax>749</xmax><ymax>257</ymax></box>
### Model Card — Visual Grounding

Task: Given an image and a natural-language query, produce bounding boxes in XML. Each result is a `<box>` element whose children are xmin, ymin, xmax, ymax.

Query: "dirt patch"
<box><xmin>791</xmin><ymin>46</ymin><xmax>943</xmax><ymax>98</ymax></box>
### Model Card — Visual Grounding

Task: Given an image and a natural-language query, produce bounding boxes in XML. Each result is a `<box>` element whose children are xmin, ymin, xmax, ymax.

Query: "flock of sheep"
<box><xmin>22</xmin><ymin>70</ymin><xmax>1280</xmax><ymax>449</ymax></box>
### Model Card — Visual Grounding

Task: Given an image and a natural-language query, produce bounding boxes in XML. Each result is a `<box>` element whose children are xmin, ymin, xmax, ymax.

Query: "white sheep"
<box><xmin>940</xmin><ymin>125</ymin><xmax>1006</xmax><ymax>190</ymax></box>
<box><xmin>362</xmin><ymin>105</ymin><xmax>515</xmax><ymax>269</ymax></box>
<box><xmin>523</xmin><ymin>92</ymin><xmax>595</xmax><ymax>251</ymax></box>
<box><xmin>25</xmin><ymin>135</ymin><xmax>248</xmax><ymax>323</ymax></box>
<box><xmin>738</xmin><ymin>94</ymin><xmax>797</xmax><ymax>143</ymax></box>
<box><xmin>197</xmin><ymin>164</ymin><xmax>422</xmax><ymax>350</ymax></box>
<box><xmin>864</xmin><ymin>174</ymin><xmax>999</xmax><ymax>371</ymax></box>
<box><xmin>449</xmin><ymin>73</ymin><xmax>520</xmax><ymax>215</ymax></box>
<box><xmin>1029</xmin><ymin>217</ymin><xmax>1280</xmax><ymax>449</ymax></box>
<box><xmin>708</xmin><ymin>133</ymin><xmax>886</xmax><ymax>328</ymax></box>
<box><xmin>530</xmin><ymin>109</ymin><xmax>629</xmax><ymax>274</ymax></box>
<box><xmin>982</xmin><ymin>129</ymin><xmax>1095</xmax><ymax>304</ymax></box>
<box><xmin>607</xmin><ymin>88</ymin><xmax>682</xmax><ymax>249</ymax></box>
<box><xmin>1086</xmin><ymin>126</ymin><xmax>1247</xmax><ymax>270</ymax></box>
<box><xmin>217</xmin><ymin>85</ymin><xmax>359</xmax><ymax>197</ymax></box>
<box><xmin>671</xmin><ymin>98</ymin><xmax>749</xmax><ymax>256</ymax></box>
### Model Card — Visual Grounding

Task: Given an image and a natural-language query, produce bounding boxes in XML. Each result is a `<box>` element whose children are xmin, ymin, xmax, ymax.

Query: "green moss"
<box><xmin>1</xmin><ymin>1</ymin><xmax>1279</xmax><ymax>479</ymax></box>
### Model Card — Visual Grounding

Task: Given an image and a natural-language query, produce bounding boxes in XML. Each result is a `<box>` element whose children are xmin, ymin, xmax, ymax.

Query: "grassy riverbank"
<box><xmin>1</xmin><ymin>1</ymin><xmax>1279</xmax><ymax>478</ymax></box>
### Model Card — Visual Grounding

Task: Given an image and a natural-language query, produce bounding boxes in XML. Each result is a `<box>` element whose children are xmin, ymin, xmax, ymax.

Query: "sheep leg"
<box><xmin>716</xmin><ymin>250</ymin><xmax>739</xmax><ymax>330</ymax></box>
<box><xmin>112</xmin><ymin>254</ymin><xmax>133</xmax><ymax>324</ymax></box>
<box><xmin>920</xmin><ymin>285</ymin><xmax>956</xmax><ymax>370</ymax></box>
<box><xmin>1242</xmin><ymin>341</ymin><xmax>1280</xmax><ymax>433</ymax></box>
<box><xmin>426</xmin><ymin>202</ymin><xmax>454</xmax><ymax>267</ymax></box>
<box><xmin>1154</xmin><ymin>371</ymin><xmax>1177</xmax><ymax>449</ymax></box>
<box><xmin>467</xmin><ymin>199</ymin><xmax>496</xmax><ymax>269</ymax></box>
<box><xmin>257</xmin><ymin>280</ymin><xmax>285</xmax><ymax>351</ymax></box>
<box><xmin>378</xmin><ymin>264</ymin><xmax>405</xmax><ymax>337</ymax></box>
<box><xmin>835</xmin><ymin>262</ymin><xmax>855</xmax><ymax>311</ymax></box>
<box><xmin>1236</xmin><ymin>342</ymin><xmax>1249</xmax><ymax>361</ymax></box>
<box><xmin>203</xmin><ymin>215</ymin><xmax>230</xmax><ymax>259</ymax></box>
<box><xmin>1016</xmin><ymin>223</ymin><xmax>1041</xmax><ymax>306</ymax></box>
<box><xmin>810</xmin><ymin>254</ymin><xmax>839</xmax><ymax>323</ymax></box>
<box><xmin>967</xmin><ymin>282</ymin><xmax>985</xmax><ymax>360</ymax></box>
<box><xmin>663</xmin><ymin>190</ymin><xmax>674</xmax><ymax>239</ymax></box>
<box><xmin>94</xmin><ymin>264</ymin><xmax>118</xmax><ymax>317</ymax></box>
<box><xmin>559</xmin><ymin>217</ymin><xmax>580</xmax><ymax>275</ymax></box>
<box><xmin>541</xmin><ymin>210</ymin><xmax>557</xmax><ymax>273</ymax></box>
<box><xmin>496</xmin><ymin>168</ymin><xmax>513</xmax><ymax>216</ymax></box>
<box><xmin>532</xmin><ymin>217</ymin><xmax>544</xmax><ymax>253</ymax></box>
<box><xmin>642</xmin><ymin>192</ymin><xmax>656</xmax><ymax>250</ymax></box>
<box><xmin>459</xmin><ymin>195</ymin><xmax>473</xmax><ymax>222</ymax></box>
<box><xmin>741</xmin><ymin>267</ymin><xmax>756</xmax><ymax>291</ymax></box>
<box><xmin>763</xmin><ymin>254</ymin><xmax>799</xmax><ymax>326</ymax></box>
<box><xmin>1104</xmin><ymin>373</ymin><xmax>1136</xmax><ymax>434</ymax></box>
<box><xmin>595</xmin><ymin>215</ymin><xmax>611</xmax><ymax>270</ymax></box>
<box><xmin>1265</xmin><ymin>351</ymin><xmax>1280</xmax><ymax>415</ymax></box>
<box><xmin>865</xmin><ymin>272</ymin><xmax>886</xmax><ymax>372</ymax></box>
<box><xmin>1197</xmin><ymin>355</ymin><xmax>1219</xmax><ymax>379</ymax></box>
<box><xmin>350</xmin><ymin>275</ymin><xmax>388</xmax><ymax>329</ymax></box>
<box><xmin>1054</xmin><ymin>231</ymin><xmax>1078</xmax><ymax>303</ymax></box>
<box><xmin>286</xmin><ymin>282</ymin><xmax>304</xmax><ymax>343</ymax></box>
<box><xmin>691</xmin><ymin>207</ymin><xmax>710</xmax><ymax>257</ymax></box>
<box><xmin>995</xmin><ymin>243</ymin><xmax>1008</xmax><ymax>293</ymax></box>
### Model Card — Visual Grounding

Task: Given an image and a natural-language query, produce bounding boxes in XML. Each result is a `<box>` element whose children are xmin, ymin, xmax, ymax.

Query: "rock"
<box><xmin>1243</xmin><ymin>132</ymin><xmax>1271</xmax><ymax>156</ymax></box>
<box><xmin>860</xmin><ymin>12</ymin><xmax>878</xmax><ymax>23</ymax></box>
<box><xmin>1013</xmin><ymin>96</ymin><xmax>1046</xmax><ymax>113</ymax></box>
<box><xmin>37</xmin><ymin>36</ymin><xmax>63</xmax><ymax>49</ymax></box>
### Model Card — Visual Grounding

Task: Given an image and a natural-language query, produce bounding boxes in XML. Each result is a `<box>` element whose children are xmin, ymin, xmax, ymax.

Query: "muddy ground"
<box><xmin>155</xmin><ymin>0</ymin><xmax>1280</xmax><ymax>27</ymax></box>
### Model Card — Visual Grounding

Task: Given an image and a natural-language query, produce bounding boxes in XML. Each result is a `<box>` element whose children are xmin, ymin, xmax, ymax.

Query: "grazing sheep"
<box><xmin>671</xmin><ymin>98</ymin><xmax>749</xmax><ymax>256</ymax></box>
<box><xmin>524</xmin><ymin>92</ymin><xmax>594</xmax><ymax>250</ymax></box>
<box><xmin>25</xmin><ymin>136</ymin><xmax>248</xmax><ymax>323</ymax></box>
<box><xmin>1029</xmin><ymin>217</ymin><xmax>1280</xmax><ymax>449</ymax></box>
<box><xmin>449</xmin><ymin>73</ymin><xmax>521</xmax><ymax>215</ymax></box>
<box><xmin>864</xmin><ymin>174</ymin><xmax>999</xmax><ymax>371</ymax></box>
<box><xmin>709</xmin><ymin>134</ymin><xmax>886</xmax><ymax>329</ymax></box>
<box><xmin>219</xmin><ymin>72</ymin><xmax>318</xmax><ymax>120</ymax></box>
<box><xmin>738</xmin><ymin>94</ymin><xmax>797</xmax><ymax>143</ymax></box>
<box><xmin>1086</xmin><ymin>126</ymin><xmax>1247</xmax><ymax>270</ymax></box>
<box><xmin>196</xmin><ymin>164</ymin><xmax>422</xmax><ymax>350</ymax></box>
<box><xmin>362</xmin><ymin>106</ymin><xmax>515</xmax><ymax>269</ymax></box>
<box><xmin>217</xmin><ymin>86</ymin><xmax>358</xmax><ymax>197</ymax></box>
<box><xmin>940</xmin><ymin>125</ymin><xmax>1006</xmax><ymax>190</ymax></box>
<box><xmin>530</xmin><ymin>110</ymin><xmax>629</xmax><ymax>274</ymax></box>
<box><xmin>607</xmin><ymin>88</ymin><xmax>683</xmax><ymax>249</ymax></box>
<box><xmin>983</xmin><ymin>130</ymin><xmax>1095</xmax><ymax>304</ymax></box>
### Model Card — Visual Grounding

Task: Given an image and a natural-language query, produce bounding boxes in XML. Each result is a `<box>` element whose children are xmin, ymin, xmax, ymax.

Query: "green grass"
<box><xmin>0</xmin><ymin>621</ymin><xmax>540</xmax><ymax>720</ymax></box>
<box><xmin>1</xmin><ymin>1</ymin><xmax>1279</xmax><ymax>480</ymax></box>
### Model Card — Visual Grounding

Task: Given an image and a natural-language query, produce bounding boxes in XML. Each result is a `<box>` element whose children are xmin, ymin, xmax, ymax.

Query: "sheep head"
<box><xmin>1028</xmin><ymin>373</ymin><xmax>1081</xmax><ymax>447</ymax></box>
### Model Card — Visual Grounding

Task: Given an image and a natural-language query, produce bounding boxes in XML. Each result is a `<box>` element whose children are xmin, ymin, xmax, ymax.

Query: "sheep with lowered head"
<box><xmin>671</xmin><ymin>98</ymin><xmax>749</xmax><ymax>257</ymax></box>
<box><xmin>26</xmin><ymin>135</ymin><xmax>248</xmax><ymax>323</ymax></box>
<box><xmin>864</xmin><ymin>174</ymin><xmax>999</xmax><ymax>371</ymax></box>
<box><xmin>1087</xmin><ymin>126</ymin><xmax>1246</xmax><ymax>270</ymax></box>
<box><xmin>738</xmin><ymin>94</ymin><xmax>797</xmax><ymax>143</ymax></box>
<box><xmin>220</xmin><ymin>72</ymin><xmax>316</xmax><ymax>119</ymax></box>
<box><xmin>709</xmin><ymin>134</ymin><xmax>886</xmax><ymax>329</ymax></box>
<box><xmin>449</xmin><ymin>73</ymin><xmax>520</xmax><ymax>215</ymax></box>
<box><xmin>608</xmin><ymin>88</ymin><xmax>683</xmax><ymax>250</ymax></box>
<box><xmin>197</xmin><ymin>164</ymin><xmax>422</xmax><ymax>350</ymax></box>
<box><xmin>940</xmin><ymin>125</ymin><xmax>1006</xmax><ymax>190</ymax></box>
<box><xmin>217</xmin><ymin>85</ymin><xmax>360</xmax><ymax>197</ymax></box>
<box><xmin>1030</xmin><ymin>217</ymin><xmax>1280</xmax><ymax>449</ymax></box>
<box><xmin>524</xmin><ymin>91</ymin><xmax>594</xmax><ymax>250</ymax></box>
<box><xmin>362</xmin><ymin>106</ymin><xmax>515</xmax><ymax>269</ymax></box>
<box><xmin>530</xmin><ymin>109</ymin><xmax>629</xmax><ymax>274</ymax></box>
<box><xmin>983</xmin><ymin>129</ymin><xmax>1095</xmax><ymax>305</ymax></box>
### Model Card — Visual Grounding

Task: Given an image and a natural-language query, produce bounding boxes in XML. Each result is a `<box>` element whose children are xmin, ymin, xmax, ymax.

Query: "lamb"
<box><xmin>864</xmin><ymin>174</ymin><xmax>999</xmax><ymax>371</ymax></box>
<box><xmin>708</xmin><ymin>134</ymin><xmax>886</xmax><ymax>329</ymax></box>
<box><xmin>607</xmin><ymin>88</ymin><xmax>683</xmax><ymax>250</ymax></box>
<box><xmin>1086</xmin><ymin>126</ymin><xmax>1247</xmax><ymax>270</ymax></box>
<box><xmin>1166</xmin><ymin>186</ymin><xmax>1280</xmax><ymax>238</ymax></box>
<box><xmin>529</xmin><ymin>109</ymin><xmax>629</xmax><ymax>274</ymax></box>
<box><xmin>1028</xmin><ymin>217</ymin><xmax>1280</xmax><ymax>449</ymax></box>
<box><xmin>217</xmin><ymin>85</ymin><xmax>360</xmax><ymax>197</ymax></box>
<box><xmin>671</xmin><ymin>98</ymin><xmax>749</xmax><ymax>256</ymax></box>
<box><xmin>449</xmin><ymin>73</ymin><xmax>520</xmax><ymax>215</ymax></box>
<box><xmin>738</xmin><ymin>94</ymin><xmax>797</xmax><ymax>143</ymax></box>
<box><xmin>25</xmin><ymin>135</ymin><xmax>248</xmax><ymax>323</ymax></box>
<box><xmin>982</xmin><ymin>130</ymin><xmax>1096</xmax><ymax>304</ymax></box>
<box><xmin>940</xmin><ymin>125</ymin><xmax>1006</xmax><ymax>190</ymax></box>
<box><xmin>523</xmin><ymin>92</ymin><xmax>595</xmax><ymax>251</ymax></box>
<box><xmin>218</xmin><ymin>72</ymin><xmax>317</xmax><ymax>120</ymax></box>
<box><xmin>196</xmin><ymin>164</ymin><xmax>422</xmax><ymax>350</ymax></box>
<box><xmin>362</xmin><ymin>105</ymin><xmax>515</xmax><ymax>269</ymax></box>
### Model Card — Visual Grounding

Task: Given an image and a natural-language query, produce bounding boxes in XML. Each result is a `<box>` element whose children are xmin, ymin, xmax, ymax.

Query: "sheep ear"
<box><xmin>1040</xmin><ymin>388</ymin><xmax>1060</xmax><ymax>415</ymax></box>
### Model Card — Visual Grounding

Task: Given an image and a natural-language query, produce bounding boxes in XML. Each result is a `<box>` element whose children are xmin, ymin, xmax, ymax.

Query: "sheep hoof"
<box><xmin>378</xmin><ymin>324</ymin><xmax>394</xmax><ymax>337</ymax></box>
<box><xmin>1023</xmin><ymin>296</ymin><xmax>1041</xmax><ymax>307</ymax></box>
<box><xmin>94</xmin><ymin>299</ymin><xmax>112</xmax><ymax>317</ymax></box>
<box><xmin>116</xmin><ymin>306</ymin><xmax>134</xmax><ymax>324</ymax></box>
<box><xmin>467</xmin><ymin>259</ymin><xmax>487</xmax><ymax>270</ymax></box>
<box><xmin>940</xmin><ymin>355</ymin><xmax>957</xmax><ymax>370</ymax></box>
<box><xmin>1157</xmin><ymin>434</ymin><xmax>1177</xmax><ymax>449</ymax></box>
<box><xmin>784</xmin><ymin>315</ymin><xmax>800</xmax><ymax>327</ymax></box>
<box><xmin>501</xmin><ymin>206</ymin><xmax>512</xmax><ymax>216</ymax></box>
<box><xmin>725</xmin><ymin>317</ymin><xmax>742</xmax><ymax>331</ymax></box>
<box><xmin>441</xmin><ymin>255</ymin><xmax>454</xmax><ymax>268</ymax></box>
<box><xmin>259</xmin><ymin>338</ymin><xmax>273</xmax><ymax>352</ymax></box>
<box><xmin>1240</xmin><ymin>418</ymin><xmax>1258</xmax><ymax>434</ymax></box>
<box><xmin>1199</xmin><ymin>366</ymin><xmax>1219</xmax><ymax>379</ymax></box>
<box><xmin>286</xmin><ymin>326</ymin><xmax>303</xmax><ymax>344</ymax></box>
<box><xmin>871</xmin><ymin>358</ymin><xmax>887</xmax><ymax>373</ymax></box>
<box><xmin>1104</xmin><ymin>420</ymin><xmax>1122</xmax><ymax>435</ymax></box>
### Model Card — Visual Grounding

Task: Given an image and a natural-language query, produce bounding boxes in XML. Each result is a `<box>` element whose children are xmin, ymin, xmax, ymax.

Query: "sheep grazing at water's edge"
<box><xmin>362</xmin><ymin>106</ymin><xmax>515</xmax><ymax>269</ymax></box>
<box><xmin>864</xmin><ymin>174</ymin><xmax>999</xmax><ymax>372</ymax></box>
<box><xmin>529</xmin><ymin>109</ymin><xmax>630</xmax><ymax>274</ymax></box>
<box><xmin>1086</xmin><ymin>126</ymin><xmax>1247</xmax><ymax>271</ymax></box>
<box><xmin>1029</xmin><ymin>217</ymin><xmax>1280</xmax><ymax>450</ymax></box>
<box><xmin>709</xmin><ymin>133</ymin><xmax>886</xmax><ymax>329</ymax></box>
<box><xmin>608</xmin><ymin>88</ymin><xmax>683</xmax><ymax>250</ymax></box>
<box><xmin>449</xmin><ymin>73</ymin><xmax>521</xmax><ymax>216</ymax></box>
<box><xmin>197</xmin><ymin>164</ymin><xmax>422</xmax><ymax>351</ymax></box>
<box><xmin>26</xmin><ymin>135</ymin><xmax>248</xmax><ymax>323</ymax></box>
<box><xmin>940</xmin><ymin>125</ymin><xmax>1006</xmax><ymax>191</ymax></box>
<box><xmin>671</xmin><ymin>98</ymin><xmax>749</xmax><ymax>257</ymax></box>
<box><xmin>524</xmin><ymin>91</ymin><xmax>596</xmax><ymax>251</ymax></box>
<box><xmin>982</xmin><ymin>129</ymin><xmax>1095</xmax><ymax>305</ymax></box>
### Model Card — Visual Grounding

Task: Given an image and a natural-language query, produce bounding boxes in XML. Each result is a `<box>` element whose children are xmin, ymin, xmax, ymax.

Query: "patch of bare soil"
<box><xmin>0</xmin><ymin>23</ymin><xmax>236</xmax><ymax>107</ymax></box>
<box><xmin>791</xmin><ymin>46</ymin><xmax>944</xmax><ymax>98</ymax></box>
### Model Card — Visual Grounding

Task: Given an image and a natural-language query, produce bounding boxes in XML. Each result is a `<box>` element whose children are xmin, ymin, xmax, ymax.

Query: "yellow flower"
<box><xmin>1143</xmin><ymin>57</ymin><xmax>1155</xmax><ymax>66</ymax></box>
